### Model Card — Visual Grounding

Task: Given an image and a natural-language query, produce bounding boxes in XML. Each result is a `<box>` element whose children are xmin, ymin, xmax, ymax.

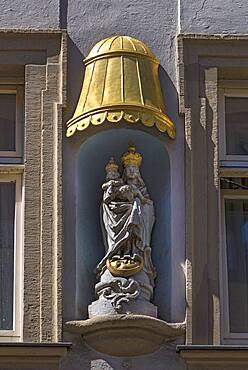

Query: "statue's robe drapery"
<box><xmin>97</xmin><ymin>181</ymin><xmax>155</xmax><ymax>272</ymax></box>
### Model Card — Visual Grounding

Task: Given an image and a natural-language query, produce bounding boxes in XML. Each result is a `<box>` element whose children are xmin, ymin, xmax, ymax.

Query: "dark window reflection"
<box><xmin>225</xmin><ymin>198</ymin><xmax>248</xmax><ymax>332</ymax></box>
<box><xmin>0</xmin><ymin>94</ymin><xmax>16</xmax><ymax>152</ymax></box>
<box><xmin>0</xmin><ymin>182</ymin><xmax>15</xmax><ymax>330</ymax></box>
<box><xmin>225</xmin><ymin>97</ymin><xmax>248</xmax><ymax>156</ymax></box>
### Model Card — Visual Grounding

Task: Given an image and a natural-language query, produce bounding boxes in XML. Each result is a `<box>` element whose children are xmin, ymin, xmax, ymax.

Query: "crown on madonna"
<box><xmin>105</xmin><ymin>157</ymin><xmax>119</xmax><ymax>173</ymax></box>
<box><xmin>121</xmin><ymin>144</ymin><xmax>142</xmax><ymax>167</ymax></box>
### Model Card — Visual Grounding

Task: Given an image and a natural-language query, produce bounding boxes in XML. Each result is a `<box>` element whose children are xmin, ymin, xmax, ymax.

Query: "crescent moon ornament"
<box><xmin>106</xmin><ymin>255</ymin><xmax>144</xmax><ymax>277</ymax></box>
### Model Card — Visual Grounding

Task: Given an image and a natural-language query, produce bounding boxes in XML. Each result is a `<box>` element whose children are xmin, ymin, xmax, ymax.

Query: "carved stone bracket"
<box><xmin>97</xmin><ymin>278</ymin><xmax>141</xmax><ymax>312</ymax></box>
<box><xmin>65</xmin><ymin>315</ymin><xmax>185</xmax><ymax>356</ymax></box>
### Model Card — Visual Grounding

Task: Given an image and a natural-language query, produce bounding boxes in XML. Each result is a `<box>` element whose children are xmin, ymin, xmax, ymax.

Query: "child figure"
<box><xmin>102</xmin><ymin>157</ymin><xmax>124</xmax><ymax>204</ymax></box>
<box><xmin>103</xmin><ymin>158</ymin><xmax>142</xmax><ymax>204</ymax></box>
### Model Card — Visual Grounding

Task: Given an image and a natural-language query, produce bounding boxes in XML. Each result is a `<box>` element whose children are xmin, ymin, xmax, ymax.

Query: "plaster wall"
<box><xmin>180</xmin><ymin>0</ymin><xmax>248</xmax><ymax>34</ymax></box>
<box><xmin>0</xmin><ymin>0</ymin><xmax>60</xmax><ymax>28</ymax></box>
<box><xmin>2</xmin><ymin>0</ymin><xmax>248</xmax><ymax>36</ymax></box>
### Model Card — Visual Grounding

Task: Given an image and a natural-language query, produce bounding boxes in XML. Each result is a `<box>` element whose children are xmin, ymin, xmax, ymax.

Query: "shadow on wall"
<box><xmin>62</xmin><ymin>36</ymin><xmax>86</xmax><ymax>323</ymax></box>
<box><xmin>159</xmin><ymin>64</ymin><xmax>180</xmax><ymax>138</ymax></box>
<box><xmin>76</xmin><ymin>128</ymin><xmax>171</xmax><ymax>320</ymax></box>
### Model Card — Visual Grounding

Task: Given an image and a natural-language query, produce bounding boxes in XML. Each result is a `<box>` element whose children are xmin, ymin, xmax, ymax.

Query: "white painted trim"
<box><xmin>219</xmin><ymin>88</ymin><xmax>248</xmax><ymax>165</ymax></box>
<box><xmin>0</xmin><ymin>174</ymin><xmax>23</xmax><ymax>341</ymax></box>
<box><xmin>0</xmin><ymin>86</ymin><xmax>24</xmax><ymax>160</ymax></box>
<box><xmin>221</xmin><ymin>193</ymin><xmax>248</xmax><ymax>342</ymax></box>
<box><xmin>177</xmin><ymin>0</ymin><xmax>181</xmax><ymax>34</ymax></box>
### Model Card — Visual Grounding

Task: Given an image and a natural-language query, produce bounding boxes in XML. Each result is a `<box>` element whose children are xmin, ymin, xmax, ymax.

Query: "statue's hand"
<box><xmin>118</xmin><ymin>185</ymin><xmax>134</xmax><ymax>202</ymax></box>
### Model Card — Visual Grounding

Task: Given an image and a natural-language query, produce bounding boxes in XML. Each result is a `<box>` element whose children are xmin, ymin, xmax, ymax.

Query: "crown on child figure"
<box><xmin>121</xmin><ymin>143</ymin><xmax>142</xmax><ymax>167</ymax></box>
<box><xmin>105</xmin><ymin>157</ymin><xmax>119</xmax><ymax>173</ymax></box>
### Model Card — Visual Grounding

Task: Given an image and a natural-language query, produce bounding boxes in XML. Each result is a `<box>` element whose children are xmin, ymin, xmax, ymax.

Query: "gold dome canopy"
<box><xmin>85</xmin><ymin>35</ymin><xmax>158</xmax><ymax>63</ymax></box>
<box><xmin>66</xmin><ymin>35</ymin><xmax>176</xmax><ymax>138</ymax></box>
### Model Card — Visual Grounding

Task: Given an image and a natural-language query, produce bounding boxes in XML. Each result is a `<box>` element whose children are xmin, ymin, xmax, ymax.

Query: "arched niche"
<box><xmin>76</xmin><ymin>128</ymin><xmax>171</xmax><ymax>320</ymax></box>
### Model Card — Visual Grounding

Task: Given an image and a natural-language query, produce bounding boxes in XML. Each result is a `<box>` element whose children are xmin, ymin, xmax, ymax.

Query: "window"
<box><xmin>219</xmin><ymin>88</ymin><xmax>248</xmax><ymax>166</ymax></box>
<box><xmin>221</xmin><ymin>178</ymin><xmax>248</xmax><ymax>339</ymax></box>
<box><xmin>0</xmin><ymin>93</ymin><xmax>16</xmax><ymax>152</ymax></box>
<box><xmin>0</xmin><ymin>86</ymin><xmax>24</xmax><ymax>162</ymax></box>
<box><xmin>224</xmin><ymin>196</ymin><xmax>248</xmax><ymax>333</ymax></box>
<box><xmin>0</xmin><ymin>181</ymin><xmax>15</xmax><ymax>330</ymax></box>
<box><xmin>220</xmin><ymin>86</ymin><xmax>248</xmax><ymax>341</ymax></box>
<box><xmin>0</xmin><ymin>84</ymin><xmax>24</xmax><ymax>341</ymax></box>
<box><xmin>225</xmin><ymin>97</ymin><xmax>248</xmax><ymax>156</ymax></box>
<box><xmin>0</xmin><ymin>175</ymin><xmax>22</xmax><ymax>341</ymax></box>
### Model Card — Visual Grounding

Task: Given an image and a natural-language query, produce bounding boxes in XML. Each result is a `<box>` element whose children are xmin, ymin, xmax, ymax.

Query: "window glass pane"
<box><xmin>0</xmin><ymin>182</ymin><xmax>15</xmax><ymax>330</ymax></box>
<box><xmin>225</xmin><ymin>198</ymin><xmax>248</xmax><ymax>332</ymax></box>
<box><xmin>0</xmin><ymin>94</ymin><xmax>16</xmax><ymax>152</ymax></box>
<box><xmin>225</xmin><ymin>97</ymin><xmax>248</xmax><ymax>156</ymax></box>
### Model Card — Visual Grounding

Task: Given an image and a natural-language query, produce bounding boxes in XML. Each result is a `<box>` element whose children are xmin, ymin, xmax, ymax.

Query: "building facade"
<box><xmin>0</xmin><ymin>0</ymin><xmax>248</xmax><ymax>369</ymax></box>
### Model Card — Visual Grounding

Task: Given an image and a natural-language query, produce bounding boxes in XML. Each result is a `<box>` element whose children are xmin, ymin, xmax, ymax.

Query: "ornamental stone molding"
<box><xmin>0</xmin><ymin>29</ymin><xmax>67</xmax><ymax>342</ymax></box>
<box><xmin>178</xmin><ymin>34</ymin><xmax>248</xmax><ymax>345</ymax></box>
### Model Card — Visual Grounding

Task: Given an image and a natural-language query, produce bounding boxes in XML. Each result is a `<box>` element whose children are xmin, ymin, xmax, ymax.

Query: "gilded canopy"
<box><xmin>66</xmin><ymin>35</ymin><xmax>176</xmax><ymax>138</ymax></box>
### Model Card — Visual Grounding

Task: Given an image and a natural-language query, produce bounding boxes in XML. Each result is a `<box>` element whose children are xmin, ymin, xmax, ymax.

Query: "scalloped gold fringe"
<box><xmin>66</xmin><ymin>110</ymin><xmax>176</xmax><ymax>139</ymax></box>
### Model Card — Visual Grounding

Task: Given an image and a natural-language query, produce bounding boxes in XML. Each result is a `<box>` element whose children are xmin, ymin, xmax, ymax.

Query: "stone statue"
<box><xmin>88</xmin><ymin>144</ymin><xmax>157</xmax><ymax>318</ymax></box>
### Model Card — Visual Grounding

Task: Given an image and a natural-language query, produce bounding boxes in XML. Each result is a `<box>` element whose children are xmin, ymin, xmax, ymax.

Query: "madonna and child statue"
<box><xmin>89</xmin><ymin>144</ymin><xmax>158</xmax><ymax>318</ymax></box>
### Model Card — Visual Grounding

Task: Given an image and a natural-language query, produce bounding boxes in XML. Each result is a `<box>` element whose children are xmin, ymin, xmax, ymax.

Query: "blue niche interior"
<box><xmin>76</xmin><ymin>128</ymin><xmax>171</xmax><ymax>320</ymax></box>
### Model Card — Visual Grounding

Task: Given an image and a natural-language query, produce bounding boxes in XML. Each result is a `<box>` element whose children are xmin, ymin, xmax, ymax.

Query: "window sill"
<box><xmin>0</xmin><ymin>342</ymin><xmax>71</xmax><ymax>367</ymax></box>
<box><xmin>0</xmin><ymin>335</ymin><xmax>21</xmax><ymax>343</ymax></box>
<box><xmin>177</xmin><ymin>345</ymin><xmax>248</xmax><ymax>365</ymax></box>
<box><xmin>0</xmin><ymin>164</ymin><xmax>24</xmax><ymax>174</ymax></box>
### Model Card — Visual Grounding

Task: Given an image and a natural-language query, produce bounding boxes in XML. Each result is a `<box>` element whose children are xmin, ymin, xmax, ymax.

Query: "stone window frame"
<box><xmin>0</xmin><ymin>30</ymin><xmax>66</xmax><ymax>342</ymax></box>
<box><xmin>178</xmin><ymin>34</ymin><xmax>248</xmax><ymax>344</ymax></box>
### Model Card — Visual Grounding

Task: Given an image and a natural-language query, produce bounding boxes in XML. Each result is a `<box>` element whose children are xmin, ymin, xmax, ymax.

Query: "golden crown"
<box><xmin>105</xmin><ymin>157</ymin><xmax>119</xmax><ymax>173</ymax></box>
<box><xmin>121</xmin><ymin>144</ymin><xmax>142</xmax><ymax>167</ymax></box>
